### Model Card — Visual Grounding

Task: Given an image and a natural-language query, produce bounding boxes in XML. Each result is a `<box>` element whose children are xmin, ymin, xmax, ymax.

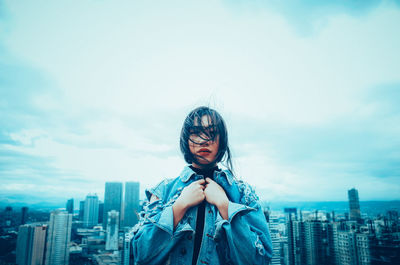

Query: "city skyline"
<box><xmin>3</xmin><ymin>186</ymin><xmax>398</xmax><ymax>265</ymax></box>
<box><xmin>1</xmin><ymin>0</ymin><xmax>400</xmax><ymax>205</ymax></box>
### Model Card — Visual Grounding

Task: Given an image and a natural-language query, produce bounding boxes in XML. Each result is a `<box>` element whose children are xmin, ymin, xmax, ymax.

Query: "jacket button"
<box><xmin>180</xmin><ymin>248</ymin><xmax>187</xmax><ymax>255</ymax></box>
<box><xmin>188</xmin><ymin>234</ymin><xmax>192</xmax><ymax>240</ymax></box>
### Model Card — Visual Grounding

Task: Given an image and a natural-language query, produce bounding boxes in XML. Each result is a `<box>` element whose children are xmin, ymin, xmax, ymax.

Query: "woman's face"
<box><xmin>189</xmin><ymin>115</ymin><xmax>220</xmax><ymax>168</ymax></box>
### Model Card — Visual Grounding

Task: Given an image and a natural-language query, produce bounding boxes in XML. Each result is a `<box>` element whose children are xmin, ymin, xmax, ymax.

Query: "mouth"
<box><xmin>198</xmin><ymin>148</ymin><xmax>211</xmax><ymax>154</ymax></box>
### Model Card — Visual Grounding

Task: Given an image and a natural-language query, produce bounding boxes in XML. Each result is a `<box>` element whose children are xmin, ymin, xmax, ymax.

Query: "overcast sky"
<box><xmin>1</xmin><ymin>0</ymin><xmax>400</xmax><ymax>205</ymax></box>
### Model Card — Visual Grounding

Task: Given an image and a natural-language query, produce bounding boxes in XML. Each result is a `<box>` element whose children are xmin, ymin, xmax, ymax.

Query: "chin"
<box><xmin>198</xmin><ymin>161</ymin><xmax>217</xmax><ymax>168</ymax></box>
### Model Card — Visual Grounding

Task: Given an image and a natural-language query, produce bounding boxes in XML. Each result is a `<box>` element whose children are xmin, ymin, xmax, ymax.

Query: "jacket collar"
<box><xmin>180</xmin><ymin>165</ymin><xmax>233</xmax><ymax>185</ymax></box>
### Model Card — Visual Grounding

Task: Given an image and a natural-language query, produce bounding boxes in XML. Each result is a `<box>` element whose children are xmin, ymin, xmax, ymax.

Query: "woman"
<box><xmin>132</xmin><ymin>106</ymin><xmax>272</xmax><ymax>265</ymax></box>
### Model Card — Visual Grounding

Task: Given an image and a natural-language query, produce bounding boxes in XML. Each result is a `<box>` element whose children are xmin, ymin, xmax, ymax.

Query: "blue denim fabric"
<box><xmin>132</xmin><ymin>166</ymin><xmax>273</xmax><ymax>265</ymax></box>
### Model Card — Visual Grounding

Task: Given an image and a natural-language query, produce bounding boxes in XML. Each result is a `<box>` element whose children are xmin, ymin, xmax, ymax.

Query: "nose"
<box><xmin>190</xmin><ymin>132</ymin><xmax>212</xmax><ymax>145</ymax></box>
<box><xmin>200</xmin><ymin>139</ymin><xmax>210</xmax><ymax>146</ymax></box>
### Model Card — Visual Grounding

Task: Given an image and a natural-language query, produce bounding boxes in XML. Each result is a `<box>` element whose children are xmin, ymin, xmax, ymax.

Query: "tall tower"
<box><xmin>304</xmin><ymin>221</ymin><xmax>327</xmax><ymax>265</ymax></box>
<box><xmin>98</xmin><ymin>201</ymin><xmax>104</xmax><ymax>224</ymax></box>
<box><xmin>326</xmin><ymin>222</ymin><xmax>339</xmax><ymax>265</ymax></box>
<box><xmin>268</xmin><ymin>214</ymin><xmax>282</xmax><ymax>265</ymax></box>
<box><xmin>16</xmin><ymin>224</ymin><xmax>47</xmax><ymax>265</ymax></box>
<box><xmin>4</xmin><ymin>206</ymin><xmax>13</xmax><ymax>226</ymax></box>
<box><xmin>348</xmin><ymin>188</ymin><xmax>361</xmax><ymax>222</ymax></box>
<box><xmin>84</xmin><ymin>194</ymin><xmax>99</xmax><ymax>228</ymax></box>
<box><xmin>66</xmin><ymin>198</ymin><xmax>74</xmax><ymax>214</ymax></box>
<box><xmin>105</xmin><ymin>210</ymin><xmax>119</xmax><ymax>251</ymax></box>
<box><xmin>124</xmin><ymin>182</ymin><xmax>140</xmax><ymax>227</ymax></box>
<box><xmin>122</xmin><ymin>229</ymin><xmax>134</xmax><ymax>265</ymax></box>
<box><xmin>103</xmin><ymin>182</ymin><xmax>123</xmax><ymax>229</ymax></box>
<box><xmin>21</xmin><ymin>207</ymin><xmax>29</xmax><ymax>225</ymax></box>
<box><xmin>45</xmin><ymin>210</ymin><xmax>72</xmax><ymax>265</ymax></box>
<box><xmin>284</xmin><ymin>208</ymin><xmax>298</xmax><ymax>265</ymax></box>
<box><xmin>337</xmin><ymin>231</ymin><xmax>357</xmax><ymax>265</ymax></box>
<box><xmin>79</xmin><ymin>200</ymin><xmax>85</xmax><ymax>221</ymax></box>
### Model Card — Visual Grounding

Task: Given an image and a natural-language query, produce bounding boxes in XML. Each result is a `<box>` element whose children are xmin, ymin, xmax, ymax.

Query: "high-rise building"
<box><xmin>370</xmin><ymin>234</ymin><xmax>400</xmax><ymax>264</ymax></box>
<box><xmin>326</xmin><ymin>222</ymin><xmax>339</xmax><ymax>265</ymax></box>
<box><xmin>337</xmin><ymin>231</ymin><xmax>357</xmax><ymax>265</ymax></box>
<box><xmin>268</xmin><ymin>214</ymin><xmax>282</xmax><ymax>265</ymax></box>
<box><xmin>284</xmin><ymin>208</ymin><xmax>298</xmax><ymax>265</ymax></box>
<box><xmin>66</xmin><ymin>198</ymin><xmax>74</xmax><ymax>214</ymax></box>
<box><xmin>122</xmin><ymin>229</ymin><xmax>134</xmax><ymax>265</ymax></box>
<box><xmin>4</xmin><ymin>206</ymin><xmax>13</xmax><ymax>226</ymax></box>
<box><xmin>293</xmin><ymin>220</ymin><xmax>306</xmax><ymax>265</ymax></box>
<box><xmin>283</xmin><ymin>237</ymin><xmax>290</xmax><ymax>265</ymax></box>
<box><xmin>124</xmin><ymin>182</ymin><xmax>140</xmax><ymax>227</ymax></box>
<box><xmin>79</xmin><ymin>200</ymin><xmax>85</xmax><ymax>221</ymax></box>
<box><xmin>98</xmin><ymin>202</ymin><xmax>104</xmax><ymax>224</ymax></box>
<box><xmin>356</xmin><ymin>233</ymin><xmax>372</xmax><ymax>265</ymax></box>
<box><xmin>16</xmin><ymin>223</ymin><xmax>47</xmax><ymax>265</ymax></box>
<box><xmin>21</xmin><ymin>206</ymin><xmax>29</xmax><ymax>225</ymax></box>
<box><xmin>84</xmin><ymin>194</ymin><xmax>99</xmax><ymax>228</ymax></box>
<box><xmin>45</xmin><ymin>210</ymin><xmax>72</xmax><ymax>265</ymax></box>
<box><xmin>348</xmin><ymin>188</ymin><xmax>361</xmax><ymax>222</ymax></box>
<box><xmin>105</xmin><ymin>210</ymin><xmax>119</xmax><ymax>251</ymax></box>
<box><xmin>304</xmin><ymin>221</ymin><xmax>327</xmax><ymax>265</ymax></box>
<box><xmin>103</xmin><ymin>182</ymin><xmax>123</xmax><ymax>229</ymax></box>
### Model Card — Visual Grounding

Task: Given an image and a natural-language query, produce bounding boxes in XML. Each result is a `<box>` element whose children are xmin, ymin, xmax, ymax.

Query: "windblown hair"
<box><xmin>180</xmin><ymin>106</ymin><xmax>233</xmax><ymax>173</ymax></box>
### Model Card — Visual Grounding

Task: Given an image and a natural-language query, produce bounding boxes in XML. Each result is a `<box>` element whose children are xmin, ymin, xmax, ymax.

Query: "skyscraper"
<box><xmin>284</xmin><ymin>208</ymin><xmax>298</xmax><ymax>265</ymax></box>
<box><xmin>356</xmin><ymin>233</ymin><xmax>372</xmax><ymax>265</ymax></box>
<box><xmin>122</xmin><ymin>229</ymin><xmax>134</xmax><ymax>265</ymax></box>
<box><xmin>268</xmin><ymin>214</ymin><xmax>282</xmax><ymax>265</ymax></box>
<box><xmin>16</xmin><ymin>224</ymin><xmax>47</xmax><ymax>265</ymax></box>
<box><xmin>4</xmin><ymin>206</ymin><xmax>12</xmax><ymax>226</ymax></box>
<box><xmin>337</xmin><ymin>231</ymin><xmax>357</xmax><ymax>265</ymax></box>
<box><xmin>326</xmin><ymin>222</ymin><xmax>339</xmax><ymax>265</ymax></box>
<box><xmin>304</xmin><ymin>221</ymin><xmax>327</xmax><ymax>265</ymax></box>
<box><xmin>21</xmin><ymin>206</ymin><xmax>29</xmax><ymax>225</ymax></box>
<box><xmin>98</xmin><ymin>201</ymin><xmax>104</xmax><ymax>224</ymax></box>
<box><xmin>105</xmin><ymin>210</ymin><xmax>119</xmax><ymax>251</ymax></box>
<box><xmin>124</xmin><ymin>181</ymin><xmax>140</xmax><ymax>227</ymax></box>
<box><xmin>348</xmin><ymin>188</ymin><xmax>361</xmax><ymax>222</ymax></box>
<box><xmin>103</xmin><ymin>182</ymin><xmax>123</xmax><ymax>229</ymax></box>
<box><xmin>293</xmin><ymin>220</ymin><xmax>306</xmax><ymax>265</ymax></box>
<box><xmin>84</xmin><ymin>194</ymin><xmax>99</xmax><ymax>228</ymax></box>
<box><xmin>66</xmin><ymin>198</ymin><xmax>74</xmax><ymax>214</ymax></box>
<box><xmin>79</xmin><ymin>200</ymin><xmax>85</xmax><ymax>221</ymax></box>
<box><xmin>45</xmin><ymin>210</ymin><xmax>72</xmax><ymax>265</ymax></box>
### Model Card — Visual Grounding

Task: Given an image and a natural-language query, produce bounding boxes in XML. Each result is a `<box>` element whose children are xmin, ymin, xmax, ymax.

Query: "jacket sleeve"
<box><xmin>214</xmin><ymin>183</ymin><xmax>273</xmax><ymax>265</ymax></box>
<box><xmin>131</xmin><ymin>181</ymin><xmax>193</xmax><ymax>265</ymax></box>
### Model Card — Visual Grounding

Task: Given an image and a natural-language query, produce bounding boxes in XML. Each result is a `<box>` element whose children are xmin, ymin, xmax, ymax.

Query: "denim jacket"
<box><xmin>132</xmin><ymin>166</ymin><xmax>273</xmax><ymax>265</ymax></box>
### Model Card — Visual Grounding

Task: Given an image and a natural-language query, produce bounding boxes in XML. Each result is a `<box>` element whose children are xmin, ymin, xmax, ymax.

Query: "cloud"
<box><xmin>0</xmin><ymin>1</ymin><xmax>399</xmax><ymax>202</ymax></box>
<box><xmin>224</xmin><ymin>0</ymin><xmax>399</xmax><ymax>36</ymax></box>
<box><xmin>226</xmin><ymin>82</ymin><xmax>400</xmax><ymax>201</ymax></box>
<box><xmin>0</xmin><ymin>48</ymin><xmax>51</xmax><ymax>125</ymax></box>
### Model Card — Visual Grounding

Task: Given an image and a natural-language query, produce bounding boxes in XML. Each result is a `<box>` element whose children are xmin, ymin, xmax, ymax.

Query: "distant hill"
<box><xmin>0</xmin><ymin>194</ymin><xmax>65</xmax><ymax>210</ymax></box>
<box><xmin>1</xmin><ymin>193</ymin><xmax>399</xmax><ymax>216</ymax></box>
<box><xmin>261</xmin><ymin>200</ymin><xmax>400</xmax><ymax>216</ymax></box>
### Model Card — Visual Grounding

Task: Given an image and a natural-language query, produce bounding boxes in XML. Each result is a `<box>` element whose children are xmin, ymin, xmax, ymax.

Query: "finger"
<box><xmin>196</xmin><ymin>178</ymin><xmax>206</xmax><ymax>185</ymax></box>
<box><xmin>205</xmin><ymin>177</ymin><xmax>214</xmax><ymax>183</ymax></box>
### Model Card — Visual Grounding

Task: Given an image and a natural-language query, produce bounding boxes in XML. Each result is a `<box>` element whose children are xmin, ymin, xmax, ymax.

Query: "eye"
<box><xmin>189</xmin><ymin>127</ymin><xmax>201</xmax><ymax>135</ymax></box>
<box><xmin>207</xmin><ymin>129</ymin><xmax>216</xmax><ymax>137</ymax></box>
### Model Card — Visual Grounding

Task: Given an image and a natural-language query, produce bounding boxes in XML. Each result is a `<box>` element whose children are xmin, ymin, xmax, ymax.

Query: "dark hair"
<box><xmin>180</xmin><ymin>106</ymin><xmax>233</xmax><ymax>173</ymax></box>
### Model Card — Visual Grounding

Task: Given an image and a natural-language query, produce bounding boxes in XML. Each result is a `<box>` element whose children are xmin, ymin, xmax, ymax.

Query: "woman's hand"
<box><xmin>173</xmin><ymin>179</ymin><xmax>206</xmax><ymax>227</ymax></box>
<box><xmin>204</xmin><ymin>178</ymin><xmax>229</xmax><ymax>220</ymax></box>
<box><xmin>176</xmin><ymin>178</ymin><xmax>206</xmax><ymax>209</ymax></box>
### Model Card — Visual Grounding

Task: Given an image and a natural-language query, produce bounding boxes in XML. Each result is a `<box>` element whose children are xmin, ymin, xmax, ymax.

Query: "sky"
<box><xmin>1</xmin><ymin>0</ymin><xmax>400</xmax><ymax>205</ymax></box>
